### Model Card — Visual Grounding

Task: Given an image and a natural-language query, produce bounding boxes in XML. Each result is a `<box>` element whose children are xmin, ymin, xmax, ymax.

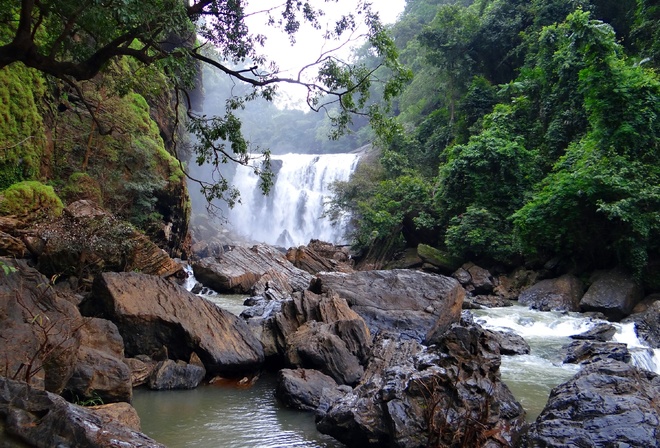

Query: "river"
<box><xmin>132</xmin><ymin>269</ymin><xmax>660</xmax><ymax>445</ymax></box>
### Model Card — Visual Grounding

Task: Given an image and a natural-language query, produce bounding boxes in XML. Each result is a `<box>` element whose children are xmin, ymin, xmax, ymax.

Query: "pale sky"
<box><xmin>244</xmin><ymin>0</ymin><xmax>407</xmax><ymax>107</ymax></box>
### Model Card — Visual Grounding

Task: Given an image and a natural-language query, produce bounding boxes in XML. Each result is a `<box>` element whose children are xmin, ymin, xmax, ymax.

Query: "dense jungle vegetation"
<box><xmin>330</xmin><ymin>0</ymin><xmax>660</xmax><ymax>284</ymax></box>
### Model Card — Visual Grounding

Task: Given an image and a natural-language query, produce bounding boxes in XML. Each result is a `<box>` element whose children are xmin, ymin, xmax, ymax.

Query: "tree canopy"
<box><xmin>0</xmin><ymin>0</ymin><xmax>409</xmax><ymax>204</ymax></box>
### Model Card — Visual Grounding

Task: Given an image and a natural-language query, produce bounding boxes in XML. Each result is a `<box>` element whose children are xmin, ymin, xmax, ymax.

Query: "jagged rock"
<box><xmin>525</xmin><ymin>360</ymin><xmax>660</xmax><ymax>447</ymax></box>
<box><xmin>464</xmin><ymin>263</ymin><xmax>495</xmax><ymax>294</ymax></box>
<box><xmin>276</xmin><ymin>368</ymin><xmax>341</xmax><ymax>411</ymax></box>
<box><xmin>622</xmin><ymin>300</ymin><xmax>660</xmax><ymax>348</ymax></box>
<box><xmin>469</xmin><ymin>294</ymin><xmax>512</xmax><ymax>308</ymax></box>
<box><xmin>0</xmin><ymin>377</ymin><xmax>163</xmax><ymax>447</ymax></box>
<box><xmin>313</xmin><ymin>270</ymin><xmax>464</xmax><ymax>342</ymax></box>
<box><xmin>286</xmin><ymin>240</ymin><xmax>354</xmax><ymax>275</ymax></box>
<box><xmin>285</xmin><ymin>321</ymin><xmax>364</xmax><ymax>386</ymax></box>
<box><xmin>0</xmin><ymin>258</ymin><xmax>82</xmax><ymax>392</ymax></box>
<box><xmin>316</xmin><ymin>321</ymin><xmax>526</xmax><ymax>448</ymax></box>
<box><xmin>570</xmin><ymin>322</ymin><xmax>617</xmax><ymax>342</ymax></box>
<box><xmin>65</xmin><ymin>317</ymin><xmax>132</xmax><ymax>403</ymax></box>
<box><xmin>192</xmin><ymin>244</ymin><xmax>312</xmax><ymax>294</ymax></box>
<box><xmin>492</xmin><ymin>268</ymin><xmax>540</xmax><ymax>301</ymax></box>
<box><xmin>86</xmin><ymin>272</ymin><xmax>265</xmax><ymax>376</ymax></box>
<box><xmin>518</xmin><ymin>274</ymin><xmax>584</xmax><ymax>312</ymax></box>
<box><xmin>580</xmin><ymin>268</ymin><xmax>643</xmax><ymax>320</ymax></box>
<box><xmin>562</xmin><ymin>340</ymin><xmax>630</xmax><ymax>364</ymax></box>
<box><xmin>148</xmin><ymin>359</ymin><xmax>205</xmax><ymax>390</ymax></box>
<box><xmin>36</xmin><ymin>200</ymin><xmax>183</xmax><ymax>282</ymax></box>
<box><xmin>0</xmin><ymin>230</ymin><xmax>27</xmax><ymax>257</ymax></box>
<box><xmin>487</xmin><ymin>329</ymin><xmax>531</xmax><ymax>355</ymax></box>
<box><xmin>125</xmin><ymin>357</ymin><xmax>157</xmax><ymax>387</ymax></box>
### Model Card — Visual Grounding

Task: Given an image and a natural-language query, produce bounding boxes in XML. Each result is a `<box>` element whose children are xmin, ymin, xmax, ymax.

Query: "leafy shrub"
<box><xmin>0</xmin><ymin>181</ymin><xmax>64</xmax><ymax>221</ymax></box>
<box><xmin>61</xmin><ymin>172</ymin><xmax>103</xmax><ymax>204</ymax></box>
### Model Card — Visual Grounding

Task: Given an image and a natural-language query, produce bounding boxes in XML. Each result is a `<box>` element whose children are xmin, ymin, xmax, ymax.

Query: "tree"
<box><xmin>0</xmin><ymin>0</ymin><xmax>409</xmax><ymax>205</ymax></box>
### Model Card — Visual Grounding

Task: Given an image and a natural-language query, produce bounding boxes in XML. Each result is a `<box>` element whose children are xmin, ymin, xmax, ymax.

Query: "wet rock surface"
<box><xmin>525</xmin><ymin>360</ymin><xmax>660</xmax><ymax>447</ymax></box>
<box><xmin>580</xmin><ymin>268</ymin><xmax>643</xmax><ymax>320</ymax></box>
<box><xmin>316</xmin><ymin>315</ymin><xmax>526</xmax><ymax>448</ymax></box>
<box><xmin>276</xmin><ymin>368</ymin><xmax>341</xmax><ymax>412</ymax></box>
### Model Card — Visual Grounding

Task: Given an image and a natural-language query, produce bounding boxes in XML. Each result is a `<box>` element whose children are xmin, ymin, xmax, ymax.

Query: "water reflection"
<box><xmin>133</xmin><ymin>373</ymin><xmax>344</xmax><ymax>448</ymax></box>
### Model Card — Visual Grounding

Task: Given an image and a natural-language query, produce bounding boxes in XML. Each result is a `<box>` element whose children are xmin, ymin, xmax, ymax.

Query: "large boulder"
<box><xmin>285</xmin><ymin>321</ymin><xmax>364</xmax><ymax>386</ymax></box>
<box><xmin>580</xmin><ymin>268</ymin><xmax>644</xmax><ymax>320</ymax></box>
<box><xmin>192</xmin><ymin>244</ymin><xmax>312</xmax><ymax>294</ymax></box>
<box><xmin>148</xmin><ymin>359</ymin><xmax>206</xmax><ymax>390</ymax></box>
<box><xmin>316</xmin><ymin>317</ymin><xmax>526</xmax><ymax>448</ymax></box>
<box><xmin>525</xmin><ymin>360</ymin><xmax>660</xmax><ymax>447</ymax></box>
<box><xmin>313</xmin><ymin>270</ymin><xmax>465</xmax><ymax>342</ymax></box>
<box><xmin>276</xmin><ymin>368</ymin><xmax>342</xmax><ymax>411</ymax></box>
<box><xmin>36</xmin><ymin>200</ymin><xmax>183</xmax><ymax>283</ymax></box>
<box><xmin>518</xmin><ymin>274</ymin><xmax>584</xmax><ymax>312</ymax></box>
<box><xmin>0</xmin><ymin>259</ymin><xmax>82</xmax><ymax>393</ymax></box>
<box><xmin>65</xmin><ymin>318</ymin><xmax>132</xmax><ymax>404</ymax></box>
<box><xmin>562</xmin><ymin>340</ymin><xmax>631</xmax><ymax>364</ymax></box>
<box><xmin>86</xmin><ymin>272</ymin><xmax>265</xmax><ymax>376</ymax></box>
<box><xmin>0</xmin><ymin>376</ymin><xmax>164</xmax><ymax>447</ymax></box>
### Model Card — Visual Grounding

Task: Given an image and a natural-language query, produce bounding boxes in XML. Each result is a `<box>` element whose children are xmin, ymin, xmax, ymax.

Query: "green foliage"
<box><xmin>0</xmin><ymin>64</ymin><xmax>47</xmax><ymax>189</ymax></box>
<box><xmin>60</xmin><ymin>173</ymin><xmax>103</xmax><ymax>205</ymax></box>
<box><xmin>0</xmin><ymin>181</ymin><xmax>64</xmax><ymax>221</ymax></box>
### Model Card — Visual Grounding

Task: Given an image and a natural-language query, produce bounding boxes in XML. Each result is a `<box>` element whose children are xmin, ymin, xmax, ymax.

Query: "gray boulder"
<box><xmin>276</xmin><ymin>368</ymin><xmax>341</xmax><ymax>411</ymax></box>
<box><xmin>87</xmin><ymin>272</ymin><xmax>265</xmax><ymax>376</ymax></box>
<box><xmin>570</xmin><ymin>322</ymin><xmax>617</xmax><ymax>342</ymax></box>
<box><xmin>580</xmin><ymin>268</ymin><xmax>643</xmax><ymax>320</ymax></box>
<box><xmin>487</xmin><ymin>329</ymin><xmax>531</xmax><ymax>355</ymax></box>
<box><xmin>562</xmin><ymin>340</ymin><xmax>631</xmax><ymax>364</ymax></box>
<box><xmin>518</xmin><ymin>274</ymin><xmax>584</xmax><ymax>312</ymax></box>
<box><xmin>313</xmin><ymin>269</ymin><xmax>464</xmax><ymax>341</ymax></box>
<box><xmin>148</xmin><ymin>358</ymin><xmax>205</xmax><ymax>390</ymax></box>
<box><xmin>525</xmin><ymin>360</ymin><xmax>660</xmax><ymax>447</ymax></box>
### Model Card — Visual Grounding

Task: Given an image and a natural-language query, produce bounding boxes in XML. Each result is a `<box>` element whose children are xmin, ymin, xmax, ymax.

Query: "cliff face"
<box><xmin>0</xmin><ymin>59</ymin><xmax>191</xmax><ymax>258</ymax></box>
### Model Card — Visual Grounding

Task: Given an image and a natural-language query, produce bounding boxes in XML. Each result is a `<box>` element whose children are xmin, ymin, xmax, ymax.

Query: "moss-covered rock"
<box><xmin>0</xmin><ymin>64</ymin><xmax>47</xmax><ymax>190</ymax></box>
<box><xmin>417</xmin><ymin>244</ymin><xmax>463</xmax><ymax>273</ymax></box>
<box><xmin>0</xmin><ymin>181</ymin><xmax>63</xmax><ymax>222</ymax></box>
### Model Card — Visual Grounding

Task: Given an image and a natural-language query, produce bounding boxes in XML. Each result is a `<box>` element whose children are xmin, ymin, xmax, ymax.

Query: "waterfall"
<box><xmin>226</xmin><ymin>153</ymin><xmax>360</xmax><ymax>247</ymax></box>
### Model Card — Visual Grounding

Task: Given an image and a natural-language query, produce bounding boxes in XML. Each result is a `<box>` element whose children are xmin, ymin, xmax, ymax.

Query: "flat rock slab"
<box><xmin>89</xmin><ymin>272</ymin><xmax>265</xmax><ymax>376</ymax></box>
<box><xmin>193</xmin><ymin>244</ymin><xmax>312</xmax><ymax>294</ymax></box>
<box><xmin>313</xmin><ymin>269</ymin><xmax>464</xmax><ymax>341</ymax></box>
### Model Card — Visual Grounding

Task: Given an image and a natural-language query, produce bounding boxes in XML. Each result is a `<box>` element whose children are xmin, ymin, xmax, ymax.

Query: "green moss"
<box><xmin>0</xmin><ymin>64</ymin><xmax>47</xmax><ymax>189</ymax></box>
<box><xmin>61</xmin><ymin>172</ymin><xmax>103</xmax><ymax>204</ymax></box>
<box><xmin>417</xmin><ymin>244</ymin><xmax>463</xmax><ymax>272</ymax></box>
<box><xmin>0</xmin><ymin>181</ymin><xmax>64</xmax><ymax>221</ymax></box>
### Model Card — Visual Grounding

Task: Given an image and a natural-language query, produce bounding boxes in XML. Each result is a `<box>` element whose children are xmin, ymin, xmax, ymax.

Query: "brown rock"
<box><xmin>88</xmin><ymin>402</ymin><xmax>142</xmax><ymax>431</ymax></box>
<box><xmin>0</xmin><ymin>376</ymin><xmax>164</xmax><ymax>447</ymax></box>
<box><xmin>88</xmin><ymin>272</ymin><xmax>265</xmax><ymax>376</ymax></box>
<box><xmin>193</xmin><ymin>244</ymin><xmax>312</xmax><ymax>294</ymax></box>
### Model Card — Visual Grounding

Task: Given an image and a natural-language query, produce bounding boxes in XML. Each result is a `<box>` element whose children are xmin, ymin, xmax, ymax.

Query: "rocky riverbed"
<box><xmin>2</xmin><ymin>201</ymin><xmax>660</xmax><ymax>447</ymax></box>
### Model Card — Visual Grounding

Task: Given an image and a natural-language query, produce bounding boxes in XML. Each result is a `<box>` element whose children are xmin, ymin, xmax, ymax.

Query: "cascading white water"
<box><xmin>227</xmin><ymin>153</ymin><xmax>360</xmax><ymax>247</ymax></box>
<box><xmin>474</xmin><ymin>305</ymin><xmax>660</xmax><ymax>420</ymax></box>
